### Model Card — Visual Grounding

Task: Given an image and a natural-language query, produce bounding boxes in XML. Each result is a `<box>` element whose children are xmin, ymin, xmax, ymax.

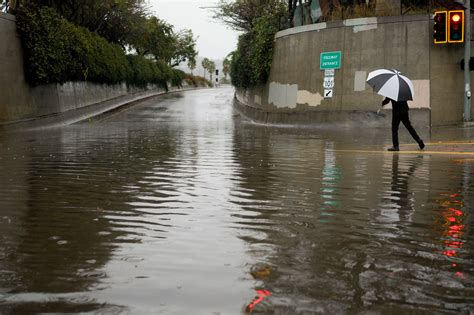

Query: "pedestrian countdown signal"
<box><xmin>448</xmin><ymin>10</ymin><xmax>464</xmax><ymax>43</ymax></box>
<box><xmin>433</xmin><ymin>11</ymin><xmax>447</xmax><ymax>44</ymax></box>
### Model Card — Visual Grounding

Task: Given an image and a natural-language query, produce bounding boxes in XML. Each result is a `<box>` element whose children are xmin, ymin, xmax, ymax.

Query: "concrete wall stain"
<box><xmin>297</xmin><ymin>90</ymin><xmax>324</xmax><ymax>107</ymax></box>
<box><xmin>354</xmin><ymin>71</ymin><xmax>367</xmax><ymax>92</ymax></box>
<box><xmin>254</xmin><ymin>95</ymin><xmax>262</xmax><ymax>105</ymax></box>
<box><xmin>409</xmin><ymin>80</ymin><xmax>430</xmax><ymax>109</ymax></box>
<box><xmin>268</xmin><ymin>82</ymin><xmax>298</xmax><ymax>108</ymax></box>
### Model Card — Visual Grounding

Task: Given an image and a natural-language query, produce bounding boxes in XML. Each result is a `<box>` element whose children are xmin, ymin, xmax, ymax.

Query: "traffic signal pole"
<box><xmin>464</xmin><ymin>0</ymin><xmax>471</xmax><ymax>122</ymax></box>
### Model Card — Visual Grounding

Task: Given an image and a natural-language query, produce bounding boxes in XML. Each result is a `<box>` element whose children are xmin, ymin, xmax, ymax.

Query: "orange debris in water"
<box><xmin>250</xmin><ymin>265</ymin><xmax>273</xmax><ymax>279</ymax></box>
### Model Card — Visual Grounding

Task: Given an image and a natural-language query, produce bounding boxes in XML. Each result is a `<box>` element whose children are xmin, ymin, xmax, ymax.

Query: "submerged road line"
<box><xmin>334</xmin><ymin>140</ymin><xmax>474</xmax><ymax>156</ymax></box>
<box><xmin>331</xmin><ymin>150</ymin><xmax>474</xmax><ymax>156</ymax></box>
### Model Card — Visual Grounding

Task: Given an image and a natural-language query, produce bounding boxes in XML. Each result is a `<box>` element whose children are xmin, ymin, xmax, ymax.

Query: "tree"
<box><xmin>131</xmin><ymin>16</ymin><xmax>175</xmax><ymax>59</ymax></box>
<box><xmin>222</xmin><ymin>54</ymin><xmax>232</xmax><ymax>80</ymax></box>
<box><xmin>202</xmin><ymin>57</ymin><xmax>210</xmax><ymax>79</ymax></box>
<box><xmin>213</xmin><ymin>0</ymin><xmax>287</xmax><ymax>32</ymax></box>
<box><xmin>213</xmin><ymin>0</ymin><xmax>286</xmax><ymax>88</ymax></box>
<box><xmin>127</xmin><ymin>16</ymin><xmax>197</xmax><ymax>67</ymax></box>
<box><xmin>16</xmin><ymin>0</ymin><xmax>149</xmax><ymax>48</ymax></box>
<box><xmin>169</xmin><ymin>29</ymin><xmax>198</xmax><ymax>67</ymax></box>
<box><xmin>187</xmin><ymin>57</ymin><xmax>196</xmax><ymax>75</ymax></box>
<box><xmin>207</xmin><ymin>60</ymin><xmax>216</xmax><ymax>83</ymax></box>
<box><xmin>201</xmin><ymin>58</ymin><xmax>216</xmax><ymax>83</ymax></box>
<box><xmin>14</xmin><ymin>1</ymin><xmax>197</xmax><ymax>68</ymax></box>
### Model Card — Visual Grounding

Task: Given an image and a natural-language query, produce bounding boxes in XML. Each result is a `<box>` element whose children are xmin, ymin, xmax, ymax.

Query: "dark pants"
<box><xmin>392</xmin><ymin>111</ymin><xmax>421</xmax><ymax>148</ymax></box>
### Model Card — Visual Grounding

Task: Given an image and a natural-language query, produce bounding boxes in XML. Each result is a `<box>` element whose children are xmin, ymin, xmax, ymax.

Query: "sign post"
<box><xmin>464</xmin><ymin>1</ymin><xmax>471</xmax><ymax>122</ymax></box>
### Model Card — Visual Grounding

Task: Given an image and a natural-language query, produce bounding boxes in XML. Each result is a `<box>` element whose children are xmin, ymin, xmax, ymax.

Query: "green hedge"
<box><xmin>170</xmin><ymin>69</ymin><xmax>186</xmax><ymax>87</ymax></box>
<box><xmin>16</xmin><ymin>6</ymin><xmax>176</xmax><ymax>89</ymax></box>
<box><xmin>230</xmin><ymin>15</ymin><xmax>281</xmax><ymax>89</ymax></box>
<box><xmin>230</xmin><ymin>33</ymin><xmax>253</xmax><ymax>88</ymax></box>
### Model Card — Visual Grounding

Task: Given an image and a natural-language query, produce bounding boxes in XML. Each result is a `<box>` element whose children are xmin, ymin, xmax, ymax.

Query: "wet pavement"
<box><xmin>0</xmin><ymin>87</ymin><xmax>473</xmax><ymax>314</ymax></box>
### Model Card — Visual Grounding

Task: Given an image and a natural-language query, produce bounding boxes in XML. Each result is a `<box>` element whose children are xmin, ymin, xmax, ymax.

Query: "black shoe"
<box><xmin>387</xmin><ymin>147</ymin><xmax>399</xmax><ymax>151</ymax></box>
<box><xmin>418</xmin><ymin>140</ymin><xmax>425</xmax><ymax>150</ymax></box>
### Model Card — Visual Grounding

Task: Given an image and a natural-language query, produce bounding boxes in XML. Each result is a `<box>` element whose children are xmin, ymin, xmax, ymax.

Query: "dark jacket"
<box><xmin>382</xmin><ymin>97</ymin><xmax>409</xmax><ymax>114</ymax></box>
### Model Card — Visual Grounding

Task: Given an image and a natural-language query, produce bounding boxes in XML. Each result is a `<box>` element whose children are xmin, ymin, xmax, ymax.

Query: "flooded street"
<box><xmin>0</xmin><ymin>87</ymin><xmax>473</xmax><ymax>314</ymax></box>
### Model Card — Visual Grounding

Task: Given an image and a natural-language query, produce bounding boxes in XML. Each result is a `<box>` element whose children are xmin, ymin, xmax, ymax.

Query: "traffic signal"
<box><xmin>448</xmin><ymin>10</ymin><xmax>464</xmax><ymax>43</ymax></box>
<box><xmin>433</xmin><ymin>11</ymin><xmax>447</xmax><ymax>44</ymax></box>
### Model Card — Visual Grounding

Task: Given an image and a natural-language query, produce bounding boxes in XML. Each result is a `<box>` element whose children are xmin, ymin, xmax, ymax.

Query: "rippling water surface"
<box><xmin>0</xmin><ymin>87</ymin><xmax>473</xmax><ymax>314</ymax></box>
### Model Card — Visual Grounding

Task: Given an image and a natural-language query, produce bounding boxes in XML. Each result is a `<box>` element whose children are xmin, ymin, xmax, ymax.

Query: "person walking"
<box><xmin>381</xmin><ymin>97</ymin><xmax>424</xmax><ymax>151</ymax></box>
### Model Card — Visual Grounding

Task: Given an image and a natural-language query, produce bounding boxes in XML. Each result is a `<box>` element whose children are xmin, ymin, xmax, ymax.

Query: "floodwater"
<box><xmin>0</xmin><ymin>87</ymin><xmax>473</xmax><ymax>314</ymax></box>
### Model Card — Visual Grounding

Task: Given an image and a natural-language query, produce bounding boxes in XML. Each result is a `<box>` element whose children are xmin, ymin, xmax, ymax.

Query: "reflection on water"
<box><xmin>0</xmin><ymin>88</ymin><xmax>473</xmax><ymax>313</ymax></box>
<box><xmin>437</xmin><ymin>172</ymin><xmax>469</xmax><ymax>283</ymax></box>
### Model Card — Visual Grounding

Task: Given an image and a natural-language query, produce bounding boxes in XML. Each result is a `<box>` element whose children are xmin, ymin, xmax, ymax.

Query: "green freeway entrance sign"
<box><xmin>320</xmin><ymin>51</ymin><xmax>342</xmax><ymax>70</ymax></box>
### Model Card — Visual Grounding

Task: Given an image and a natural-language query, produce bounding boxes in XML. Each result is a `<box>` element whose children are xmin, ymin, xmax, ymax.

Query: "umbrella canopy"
<box><xmin>366</xmin><ymin>69</ymin><xmax>415</xmax><ymax>101</ymax></box>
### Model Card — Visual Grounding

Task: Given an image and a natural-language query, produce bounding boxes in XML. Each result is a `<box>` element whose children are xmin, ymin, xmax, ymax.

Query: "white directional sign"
<box><xmin>324</xmin><ymin>89</ymin><xmax>333</xmax><ymax>98</ymax></box>
<box><xmin>323</xmin><ymin>77</ymin><xmax>335</xmax><ymax>89</ymax></box>
<box><xmin>324</xmin><ymin>69</ymin><xmax>335</xmax><ymax>77</ymax></box>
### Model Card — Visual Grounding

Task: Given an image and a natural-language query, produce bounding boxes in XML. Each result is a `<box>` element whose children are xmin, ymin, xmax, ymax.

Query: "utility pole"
<box><xmin>464</xmin><ymin>0</ymin><xmax>471</xmax><ymax>122</ymax></box>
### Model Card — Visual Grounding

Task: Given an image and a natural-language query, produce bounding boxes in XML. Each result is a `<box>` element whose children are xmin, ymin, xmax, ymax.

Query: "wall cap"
<box><xmin>276</xmin><ymin>13</ymin><xmax>430</xmax><ymax>39</ymax></box>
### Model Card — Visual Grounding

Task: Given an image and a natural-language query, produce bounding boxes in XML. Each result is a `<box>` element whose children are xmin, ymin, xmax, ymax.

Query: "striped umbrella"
<box><xmin>366</xmin><ymin>69</ymin><xmax>415</xmax><ymax>101</ymax></box>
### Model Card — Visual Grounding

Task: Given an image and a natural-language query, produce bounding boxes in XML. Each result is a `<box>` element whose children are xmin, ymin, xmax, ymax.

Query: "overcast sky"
<box><xmin>148</xmin><ymin>0</ymin><xmax>240</xmax><ymax>60</ymax></box>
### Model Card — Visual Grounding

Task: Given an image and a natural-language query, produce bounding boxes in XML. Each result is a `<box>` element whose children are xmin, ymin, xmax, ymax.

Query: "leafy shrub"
<box><xmin>153</xmin><ymin>60</ymin><xmax>172</xmax><ymax>89</ymax></box>
<box><xmin>230</xmin><ymin>33</ymin><xmax>254</xmax><ymax>88</ymax></box>
<box><xmin>230</xmin><ymin>14</ymin><xmax>281</xmax><ymax>88</ymax></box>
<box><xmin>251</xmin><ymin>16</ymin><xmax>280</xmax><ymax>82</ymax></box>
<box><xmin>126</xmin><ymin>55</ymin><xmax>155</xmax><ymax>87</ymax></box>
<box><xmin>16</xmin><ymin>6</ymin><xmax>177</xmax><ymax>89</ymax></box>
<box><xmin>126</xmin><ymin>56</ymin><xmax>170</xmax><ymax>89</ymax></box>
<box><xmin>170</xmin><ymin>69</ymin><xmax>186</xmax><ymax>87</ymax></box>
<box><xmin>16</xmin><ymin>7</ymin><xmax>76</xmax><ymax>84</ymax></box>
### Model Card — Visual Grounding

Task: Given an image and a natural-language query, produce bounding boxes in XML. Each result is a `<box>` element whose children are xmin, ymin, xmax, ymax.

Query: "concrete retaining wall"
<box><xmin>236</xmin><ymin>14</ymin><xmax>472</xmax><ymax>127</ymax></box>
<box><xmin>0</xmin><ymin>12</ymin><xmax>185</xmax><ymax>129</ymax></box>
<box><xmin>0</xmin><ymin>12</ymin><xmax>34</xmax><ymax>122</ymax></box>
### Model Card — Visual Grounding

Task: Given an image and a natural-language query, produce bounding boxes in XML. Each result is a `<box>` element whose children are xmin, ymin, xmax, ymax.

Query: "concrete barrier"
<box><xmin>236</xmin><ymin>14</ymin><xmax>473</xmax><ymax>127</ymax></box>
<box><xmin>0</xmin><ymin>12</ymin><xmax>193</xmax><ymax>130</ymax></box>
